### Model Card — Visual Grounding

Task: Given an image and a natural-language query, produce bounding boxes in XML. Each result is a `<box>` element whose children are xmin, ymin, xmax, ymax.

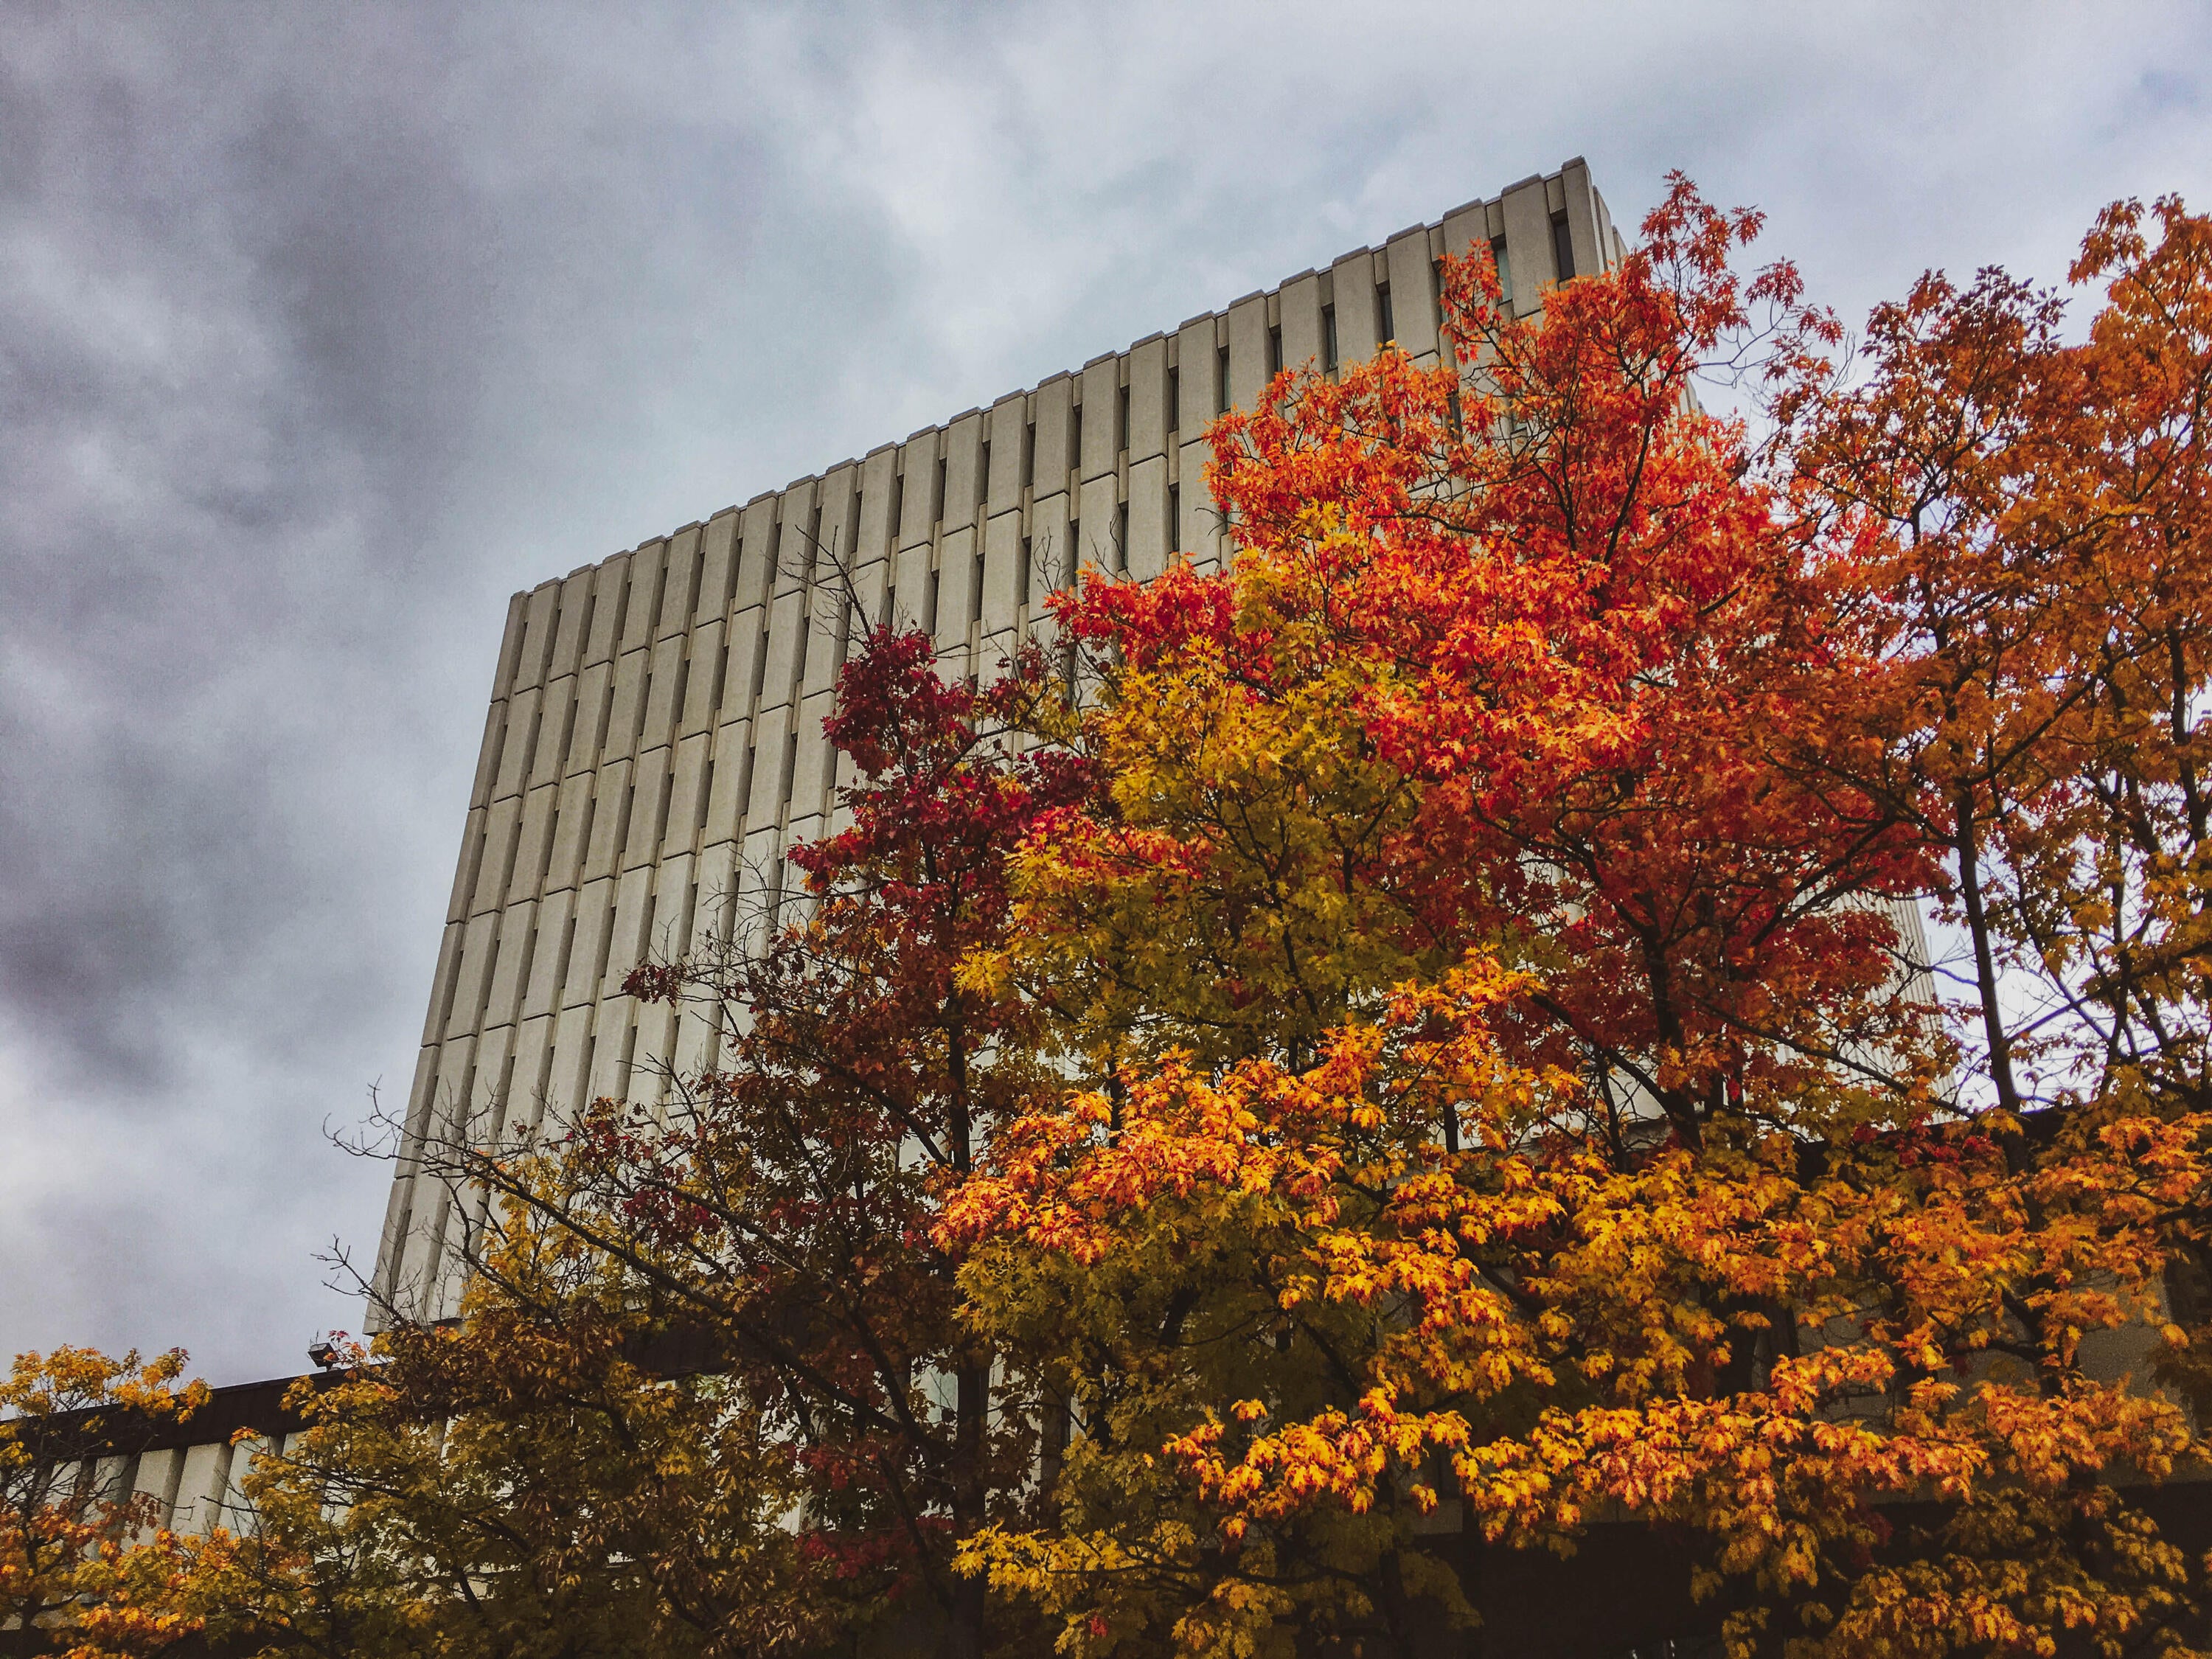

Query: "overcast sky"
<box><xmin>2</xmin><ymin>1</ymin><xmax>2207</xmax><ymax>1385</ymax></box>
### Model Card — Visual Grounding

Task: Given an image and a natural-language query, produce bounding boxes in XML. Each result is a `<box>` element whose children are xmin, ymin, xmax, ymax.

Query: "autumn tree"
<box><xmin>345</xmin><ymin>174</ymin><xmax>2212</xmax><ymax>1659</ymax></box>
<box><xmin>1778</xmin><ymin>198</ymin><xmax>2212</xmax><ymax>1132</ymax></box>
<box><xmin>138</xmin><ymin>1171</ymin><xmax>830</xmax><ymax>1659</ymax></box>
<box><xmin>939</xmin><ymin>181</ymin><xmax>2212</xmax><ymax>1659</ymax></box>
<box><xmin>0</xmin><ymin>1346</ymin><xmax>211</xmax><ymax>1658</ymax></box>
<box><xmin>392</xmin><ymin>622</ymin><xmax>1091</xmax><ymax>1659</ymax></box>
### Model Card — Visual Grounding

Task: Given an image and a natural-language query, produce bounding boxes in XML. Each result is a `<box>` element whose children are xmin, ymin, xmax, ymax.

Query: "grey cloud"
<box><xmin>0</xmin><ymin>0</ymin><xmax>2205</xmax><ymax>1382</ymax></box>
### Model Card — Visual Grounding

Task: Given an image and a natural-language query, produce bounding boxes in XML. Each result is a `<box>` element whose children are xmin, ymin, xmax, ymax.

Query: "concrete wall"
<box><xmin>370</xmin><ymin>161</ymin><xmax>1620</xmax><ymax>1324</ymax></box>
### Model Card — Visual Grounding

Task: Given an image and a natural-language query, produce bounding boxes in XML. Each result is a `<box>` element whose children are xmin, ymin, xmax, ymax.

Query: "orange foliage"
<box><xmin>0</xmin><ymin>1346</ymin><xmax>212</xmax><ymax>1658</ymax></box>
<box><xmin>945</xmin><ymin>180</ymin><xmax>2212</xmax><ymax>1659</ymax></box>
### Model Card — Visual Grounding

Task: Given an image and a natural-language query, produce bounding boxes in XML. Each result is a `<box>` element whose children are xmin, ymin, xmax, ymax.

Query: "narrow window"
<box><xmin>1377</xmin><ymin>281</ymin><xmax>1395</xmax><ymax>346</ymax></box>
<box><xmin>970</xmin><ymin>543</ymin><xmax>985</xmax><ymax>626</ymax></box>
<box><xmin>655</xmin><ymin>765</ymin><xmax>675</xmax><ymax>849</ymax></box>
<box><xmin>793</xmin><ymin>617</ymin><xmax>810</xmax><ymax>689</ymax></box>
<box><xmin>808</xmin><ymin>501</ymin><xmax>822</xmax><ymax>555</ymax></box>
<box><xmin>1116</xmin><ymin>501</ymin><xmax>1128</xmax><ymax>574</ymax></box>
<box><xmin>518</xmin><ymin>928</ymin><xmax>538</xmax><ymax>1013</ymax></box>
<box><xmin>591</xmin><ymin>673</ymin><xmax>613</xmax><ymax>754</ymax></box>
<box><xmin>1167</xmin><ymin>366</ymin><xmax>1180</xmax><ymax>433</ymax></box>
<box><xmin>574</xmin><ymin>794</ymin><xmax>597</xmax><ymax>879</ymax></box>
<box><xmin>555</xmin><ymin>683</ymin><xmax>580</xmax><ymax>771</ymax></box>
<box><xmin>779</xmin><ymin>731</ymin><xmax>798</xmax><ymax>809</ymax></box>
<box><xmin>594</xmin><ymin>889</ymin><xmax>618</xmax><ymax>983</ymax></box>
<box><xmin>1551</xmin><ymin>213</ymin><xmax>1575</xmax><ymax>281</ymax></box>
<box><xmin>521</xmin><ymin>703</ymin><xmax>543</xmax><ymax>782</ymax></box>
<box><xmin>476</xmin><ymin>939</ymin><xmax>501</xmax><ymax>1028</ymax></box>
<box><xmin>925</xmin><ymin>568</ymin><xmax>939</xmax><ymax>634</ymax></box>
<box><xmin>1267</xmin><ymin>324</ymin><xmax>1281</xmax><ymax>377</ymax></box>
<box><xmin>751</xmin><ymin>622</ymin><xmax>770</xmax><ymax>703</ymax></box>
<box><xmin>437</xmin><ymin>921</ymin><xmax>472</xmax><ymax>1028</ymax></box>
<box><xmin>532</xmin><ymin>801</ymin><xmax>556</xmax><ymax>890</ymax></box>
<box><xmin>1321</xmin><ymin>305</ymin><xmax>1338</xmax><ymax>373</ymax></box>
<box><xmin>613</xmin><ymin>573</ymin><xmax>634</xmax><ymax>653</ymax></box>
<box><xmin>1068</xmin><ymin>515</ymin><xmax>1081</xmax><ymax>583</ymax></box>
<box><xmin>1071</xmin><ymin>402</ymin><xmax>1083</xmax><ymax>471</ymax></box>
<box><xmin>698</xmin><ymin>757</ymin><xmax>714</xmax><ymax>832</ymax></box>
<box><xmin>615</xmin><ymin>783</ymin><xmax>635</xmax><ymax>863</ymax></box>
<box><xmin>1168</xmin><ymin>484</ymin><xmax>1180</xmax><ymax>550</ymax></box>
<box><xmin>1215</xmin><ymin>344</ymin><xmax>1230</xmax><ymax>414</ymax></box>
<box><xmin>494</xmin><ymin>814</ymin><xmax>521</xmax><ymax>898</ymax></box>
<box><xmin>933</xmin><ymin>457</ymin><xmax>947</xmax><ymax>525</ymax></box>
<box><xmin>1020</xmin><ymin>534</ymin><xmax>1033</xmax><ymax>606</ymax></box>
<box><xmin>493</xmin><ymin>1053</ymin><xmax>518</xmax><ymax>1159</ymax></box>
<box><xmin>978</xmin><ymin>439</ymin><xmax>992</xmax><ymax>509</ymax></box>
<box><xmin>888</xmin><ymin>472</ymin><xmax>905</xmax><ymax>541</ymax></box>
<box><xmin>1023</xmin><ymin>420</ymin><xmax>1036</xmax><ymax>489</ymax></box>
<box><xmin>1116</xmin><ymin>384</ymin><xmax>1130</xmax><ymax>454</ymax></box>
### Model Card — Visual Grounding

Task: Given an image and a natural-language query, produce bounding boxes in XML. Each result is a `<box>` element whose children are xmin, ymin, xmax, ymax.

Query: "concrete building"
<box><xmin>366</xmin><ymin>158</ymin><xmax>1630</xmax><ymax>1326</ymax></box>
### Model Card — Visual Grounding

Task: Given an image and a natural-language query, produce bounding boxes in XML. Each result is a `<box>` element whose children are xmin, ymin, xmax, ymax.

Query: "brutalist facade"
<box><xmin>369</xmin><ymin>157</ymin><xmax>1632</xmax><ymax>1324</ymax></box>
